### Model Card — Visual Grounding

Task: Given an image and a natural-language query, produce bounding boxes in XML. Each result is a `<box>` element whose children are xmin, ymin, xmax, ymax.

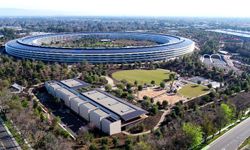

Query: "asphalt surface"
<box><xmin>206</xmin><ymin>117</ymin><xmax>250</xmax><ymax>150</ymax></box>
<box><xmin>0</xmin><ymin>120</ymin><xmax>21</xmax><ymax>150</ymax></box>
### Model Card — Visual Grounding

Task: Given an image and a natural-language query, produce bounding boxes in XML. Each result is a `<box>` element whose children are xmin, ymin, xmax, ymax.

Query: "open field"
<box><xmin>112</xmin><ymin>69</ymin><xmax>171</xmax><ymax>85</ymax></box>
<box><xmin>178</xmin><ymin>84</ymin><xmax>209</xmax><ymax>99</ymax></box>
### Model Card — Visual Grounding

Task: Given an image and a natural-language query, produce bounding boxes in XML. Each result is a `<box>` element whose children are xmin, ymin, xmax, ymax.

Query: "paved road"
<box><xmin>0</xmin><ymin>119</ymin><xmax>21</xmax><ymax>150</ymax></box>
<box><xmin>206</xmin><ymin>117</ymin><xmax>250</xmax><ymax>150</ymax></box>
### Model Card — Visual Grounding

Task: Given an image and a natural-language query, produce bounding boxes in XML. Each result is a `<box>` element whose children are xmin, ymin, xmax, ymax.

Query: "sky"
<box><xmin>0</xmin><ymin>0</ymin><xmax>250</xmax><ymax>17</ymax></box>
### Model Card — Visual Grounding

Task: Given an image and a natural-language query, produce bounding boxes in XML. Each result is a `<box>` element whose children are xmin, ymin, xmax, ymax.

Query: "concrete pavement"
<box><xmin>205</xmin><ymin>117</ymin><xmax>250</xmax><ymax>150</ymax></box>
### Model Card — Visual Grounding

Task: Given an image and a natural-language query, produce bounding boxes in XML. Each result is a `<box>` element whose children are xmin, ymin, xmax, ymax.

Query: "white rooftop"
<box><xmin>92</xmin><ymin>109</ymin><xmax>110</xmax><ymax>118</ymax></box>
<box><xmin>72</xmin><ymin>97</ymin><xmax>86</xmax><ymax>103</ymax></box>
<box><xmin>11</xmin><ymin>83</ymin><xmax>24</xmax><ymax>91</ymax></box>
<box><xmin>82</xmin><ymin>90</ymin><xmax>136</xmax><ymax>116</ymax></box>
<box><xmin>82</xmin><ymin>102</ymin><xmax>97</xmax><ymax>110</ymax></box>
<box><xmin>49</xmin><ymin>82</ymin><xmax>62</xmax><ymax>89</ymax></box>
<box><xmin>61</xmin><ymin>79</ymin><xmax>83</xmax><ymax>88</ymax></box>
<box><xmin>58</xmin><ymin>88</ymin><xmax>77</xmax><ymax>97</ymax></box>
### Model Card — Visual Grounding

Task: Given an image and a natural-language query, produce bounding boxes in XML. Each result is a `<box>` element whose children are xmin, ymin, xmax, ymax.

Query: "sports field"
<box><xmin>112</xmin><ymin>69</ymin><xmax>171</xmax><ymax>85</ymax></box>
<box><xmin>178</xmin><ymin>84</ymin><xmax>209</xmax><ymax>99</ymax></box>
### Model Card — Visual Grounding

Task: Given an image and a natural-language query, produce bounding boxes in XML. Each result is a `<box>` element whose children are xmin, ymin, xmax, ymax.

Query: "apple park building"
<box><xmin>5</xmin><ymin>32</ymin><xmax>195</xmax><ymax>64</ymax></box>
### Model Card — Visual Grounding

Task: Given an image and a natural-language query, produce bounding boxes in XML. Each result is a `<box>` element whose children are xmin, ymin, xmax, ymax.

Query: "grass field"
<box><xmin>112</xmin><ymin>69</ymin><xmax>171</xmax><ymax>85</ymax></box>
<box><xmin>178</xmin><ymin>84</ymin><xmax>209</xmax><ymax>99</ymax></box>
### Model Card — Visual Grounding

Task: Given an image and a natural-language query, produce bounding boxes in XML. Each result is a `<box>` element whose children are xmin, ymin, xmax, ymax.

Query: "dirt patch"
<box><xmin>137</xmin><ymin>87</ymin><xmax>186</xmax><ymax>105</ymax></box>
<box><xmin>154</xmin><ymin>94</ymin><xmax>186</xmax><ymax>106</ymax></box>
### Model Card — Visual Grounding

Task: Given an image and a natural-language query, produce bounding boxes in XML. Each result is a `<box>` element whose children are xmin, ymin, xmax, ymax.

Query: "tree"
<box><xmin>169</xmin><ymin>73</ymin><xmax>176</xmax><ymax>91</ymax></box>
<box><xmin>150</xmin><ymin>98</ymin><xmax>154</xmax><ymax>103</ymax></box>
<box><xmin>151</xmin><ymin>105</ymin><xmax>159</xmax><ymax>115</ymax></box>
<box><xmin>172</xmin><ymin>102</ymin><xmax>184</xmax><ymax>118</ymax></box>
<box><xmin>162</xmin><ymin>100</ymin><xmax>169</xmax><ymax>109</ymax></box>
<box><xmin>21</xmin><ymin>99</ymin><xmax>29</xmax><ymax>108</ymax></box>
<box><xmin>114</xmin><ymin>89</ymin><xmax>123</xmax><ymax>97</ymax></box>
<box><xmin>182</xmin><ymin>122</ymin><xmax>203</xmax><ymax>148</ymax></box>
<box><xmin>127</xmin><ymin>94</ymin><xmax>134</xmax><ymax>101</ymax></box>
<box><xmin>156</xmin><ymin>101</ymin><xmax>161</xmax><ymax>108</ymax></box>
<box><xmin>104</xmin><ymin>84</ymin><xmax>112</xmax><ymax>92</ymax></box>
<box><xmin>215</xmin><ymin>103</ymin><xmax>234</xmax><ymax>132</ymax></box>
<box><xmin>151</xmin><ymin>80</ymin><xmax>155</xmax><ymax>85</ymax></box>
<box><xmin>112</xmin><ymin>137</ymin><xmax>119</xmax><ymax>148</ymax></box>
<box><xmin>77</xmin><ymin>131</ymin><xmax>94</xmax><ymax>145</ymax></box>
<box><xmin>202</xmin><ymin>115</ymin><xmax>216</xmax><ymax>142</ymax></box>
<box><xmin>51</xmin><ymin>116</ymin><xmax>60</xmax><ymax>129</ymax></box>
<box><xmin>160</xmin><ymin>82</ymin><xmax>165</xmax><ymax>89</ymax></box>
<box><xmin>126</xmin><ymin>83</ymin><xmax>133</xmax><ymax>91</ymax></box>
<box><xmin>101</xmin><ymin>137</ymin><xmax>109</xmax><ymax>145</ymax></box>
<box><xmin>34</xmin><ymin>132</ymin><xmax>58</xmax><ymax>150</ymax></box>
<box><xmin>116</xmin><ymin>83</ymin><xmax>125</xmax><ymax>90</ymax></box>
<box><xmin>102</xmin><ymin>144</ymin><xmax>109</xmax><ymax>150</ymax></box>
<box><xmin>143</xmin><ymin>95</ymin><xmax>148</xmax><ymax>100</ymax></box>
<box><xmin>141</xmin><ymin>100</ymin><xmax>151</xmax><ymax>111</ymax></box>
<box><xmin>208</xmin><ymin>84</ymin><xmax>212</xmax><ymax>89</ymax></box>
<box><xmin>220</xmin><ymin>103</ymin><xmax>234</xmax><ymax>123</ymax></box>
<box><xmin>138</xmin><ymin>85</ymin><xmax>143</xmax><ymax>91</ymax></box>
<box><xmin>125</xmin><ymin>138</ymin><xmax>133</xmax><ymax>150</ymax></box>
<box><xmin>202</xmin><ymin>95</ymin><xmax>211</xmax><ymax>102</ymax></box>
<box><xmin>89</xmin><ymin>143</ymin><xmax>98</xmax><ymax>150</ymax></box>
<box><xmin>197</xmin><ymin>80</ymin><xmax>201</xmax><ymax>84</ymax></box>
<box><xmin>134</xmin><ymin>141</ymin><xmax>152</xmax><ymax>150</ymax></box>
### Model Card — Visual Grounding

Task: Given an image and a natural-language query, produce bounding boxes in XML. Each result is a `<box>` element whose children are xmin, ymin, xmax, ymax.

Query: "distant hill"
<box><xmin>0</xmin><ymin>8</ymin><xmax>67</xmax><ymax>17</ymax></box>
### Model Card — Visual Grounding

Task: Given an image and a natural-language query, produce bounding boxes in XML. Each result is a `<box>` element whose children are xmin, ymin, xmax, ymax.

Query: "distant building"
<box><xmin>100</xmin><ymin>39</ymin><xmax>111</xmax><ymax>42</ymax></box>
<box><xmin>187</xmin><ymin>76</ymin><xmax>222</xmax><ymax>88</ymax></box>
<box><xmin>10</xmin><ymin>83</ymin><xmax>25</xmax><ymax>93</ymax></box>
<box><xmin>218</xmin><ymin>50</ymin><xmax>229</xmax><ymax>55</ymax></box>
<box><xmin>5</xmin><ymin>32</ymin><xmax>195</xmax><ymax>63</ymax></box>
<box><xmin>45</xmin><ymin>79</ymin><xmax>148</xmax><ymax>135</ymax></box>
<box><xmin>209</xmin><ymin>81</ymin><xmax>221</xmax><ymax>89</ymax></box>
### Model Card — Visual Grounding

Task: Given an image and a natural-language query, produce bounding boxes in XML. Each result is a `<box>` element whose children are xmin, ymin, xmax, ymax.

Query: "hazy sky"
<box><xmin>0</xmin><ymin>0</ymin><xmax>250</xmax><ymax>17</ymax></box>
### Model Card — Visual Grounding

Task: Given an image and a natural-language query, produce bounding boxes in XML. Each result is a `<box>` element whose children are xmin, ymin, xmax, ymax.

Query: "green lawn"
<box><xmin>112</xmin><ymin>69</ymin><xmax>171</xmax><ymax>85</ymax></box>
<box><xmin>178</xmin><ymin>84</ymin><xmax>209</xmax><ymax>99</ymax></box>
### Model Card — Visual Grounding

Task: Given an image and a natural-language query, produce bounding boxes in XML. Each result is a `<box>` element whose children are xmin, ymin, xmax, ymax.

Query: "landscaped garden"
<box><xmin>178</xmin><ymin>84</ymin><xmax>209</xmax><ymax>99</ymax></box>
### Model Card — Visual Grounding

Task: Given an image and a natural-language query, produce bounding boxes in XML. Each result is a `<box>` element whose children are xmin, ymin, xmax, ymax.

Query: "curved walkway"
<box><xmin>102</xmin><ymin>76</ymin><xmax>115</xmax><ymax>87</ymax></box>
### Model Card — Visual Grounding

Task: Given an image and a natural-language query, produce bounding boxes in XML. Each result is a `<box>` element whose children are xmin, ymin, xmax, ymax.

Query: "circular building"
<box><xmin>5</xmin><ymin>32</ymin><xmax>195</xmax><ymax>64</ymax></box>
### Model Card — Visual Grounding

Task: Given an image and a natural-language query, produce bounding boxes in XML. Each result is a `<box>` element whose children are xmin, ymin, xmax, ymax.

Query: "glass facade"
<box><xmin>5</xmin><ymin>32</ymin><xmax>195</xmax><ymax>64</ymax></box>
